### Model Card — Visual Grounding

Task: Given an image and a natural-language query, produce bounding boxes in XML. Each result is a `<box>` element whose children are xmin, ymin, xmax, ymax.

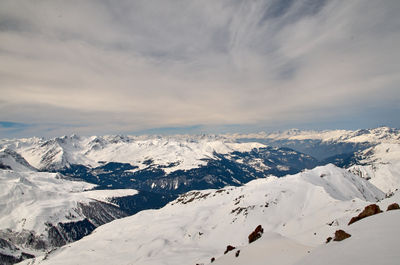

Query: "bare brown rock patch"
<box><xmin>333</xmin><ymin>230</ymin><xmax>351</xmax><ymax>241</ymax></box>
<box><xmin>224</xmin><ymin>245</ymin><xmax>236</xmax><ymax>254</ymax></box>
<box><xmin>387</xmin><ymin>203</ymin><xmax>400</xmax><ymax>211</ymax></box>
<box><xmin>248</xmin><ymin>225</ymin><xmax>264</xmax><ymax>243</ymax></box>
<box><xmin>348</xmin><ymin>204</ymin><xmax>382</xmax><ymax>225</ymax></box>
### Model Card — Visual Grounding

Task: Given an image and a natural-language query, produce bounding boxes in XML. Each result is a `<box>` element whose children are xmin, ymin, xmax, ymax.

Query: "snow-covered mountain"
<box><xmin>231</xmin><ymin>126</ymin><xmax>400</xmax><ymax>143</ymax></box>
<box><xmin>0</xmin><ymin>169</ymin><xmax>137</xmax><ymax>264</ymax></box>
<box><xmin>231</xmin><ymin>127</ymin><xmax>400</xmax><ymax>193</ymax></box>
<box><xmin>0</xmin><ymin>134</ymin><xmax>321</xmax><ymax>264</ymax></box>
<box><xmin>232</xmin><ymin>127</ymin><xmax>400</xmax><ymax>160</ymax></box>
<box><xmin>0</xmin><ymin>135</ymin><xmax>264</xmax><ymax>172</ymax></box>
<box><xmin>1</xmin><ymin>128</ymin><xmax>399</xmax><ymax>264</ymax></box>
<box><xmin>0</xmin><ymin>135</ymin><xmax>319</xmax><ymax>194</ymax></box>
<box><xmin>348</xmin><ymin>143</ymin><xmax>400</xmax><ymax>193</ymax></box>
<box><xmin>20</xmin><ymin>164</ymin><xmax>388</xmax><ymax>265</ymax></box>
<box><xmin>0</xmin><ymin>148</ymin><xmax>37</xmax><ymax>172</ymax></box>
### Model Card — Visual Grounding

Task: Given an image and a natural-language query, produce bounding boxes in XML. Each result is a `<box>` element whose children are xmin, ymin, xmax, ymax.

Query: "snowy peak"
<box><xmin>335</xmin><ymin>127</ymin><xmax>400</xmax><ymax>143</ymax></box>
<box><xmin>294</xmin><ymin>164</ymin><xmax>384</xmax><ymax>202</ymax></box>
<box><xmin>230</xmin><ymin>126</ymin><xmax>400</xmax><ymax>144</ymax></box>
<box><xmin>0</xmin><ymin>148</ymin><xmax>36</xmax><ymax>172</ymax></box>
<box><xmin>175</xmin><ymin>164</ymin><xmax>384</xmax><ymax>207</ymax></box>
<box><xmin>1</xmin><ymin>127</ymin><xmax>398</xmax><ymax>172</ymax></box>
<box><xmin>0</xmin><ymin>135</ymin><xmax>265</xmax><ymax>171</ymax></box>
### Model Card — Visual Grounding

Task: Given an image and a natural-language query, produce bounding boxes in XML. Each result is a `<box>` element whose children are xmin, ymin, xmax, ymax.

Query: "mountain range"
<box><xmin>0</xmin><ymin>127</ymin><xmax>399</xmax><ymax>264</ymax></box>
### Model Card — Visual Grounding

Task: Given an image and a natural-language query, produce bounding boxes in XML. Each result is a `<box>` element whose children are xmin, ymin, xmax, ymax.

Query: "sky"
<box><xmin>0</xmin><ymin>0</ymin><xmax>399</xmax><ymax>138</ymax></box>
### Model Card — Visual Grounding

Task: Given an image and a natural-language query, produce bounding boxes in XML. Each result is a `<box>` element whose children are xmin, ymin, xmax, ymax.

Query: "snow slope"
<box><xmin>294</xmin><ymin>210</ymin><xmax>400</xmax><ymax>265</ymax></box>
<box><xmin>213</xmin><ymin>195</ymin><xmax>400</xmax><ymax>265</ymax></box>
<box><xmin>349</xmin><ymin>143</ymin><xmax>400</xmax><ymax>193</ymax></box>
<box><xmin>0</xmin><ymin>170</ymin><xmax>137</xmax><ymax>234</ymax></box>
<box><xmin>21</xmin><ymin>164</ymin><xmax>384</xmax><ymax>265</ymax></box>
<box><xmin>211</xmin><ymin>232</ymin><xmax>312</xmax><ymax>265</ymax></box>
<box><xmin>0</xmin><ymin>135</ymin><xmax>264</xmax><ymax>172</ymax></box>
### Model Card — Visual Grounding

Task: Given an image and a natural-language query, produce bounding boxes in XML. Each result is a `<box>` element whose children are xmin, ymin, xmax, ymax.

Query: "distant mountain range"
<box><xmin>0</xmin><ymin>127</ymin><xmax>399</xmax><ymax>264</ymax></box>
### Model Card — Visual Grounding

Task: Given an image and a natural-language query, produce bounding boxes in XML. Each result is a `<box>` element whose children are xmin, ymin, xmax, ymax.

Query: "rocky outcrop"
<box><xmin>0</xmin><ymin>252</ymin><xmax>34</xmax><ymax>265</ymax></box>
<box><xmin>224</xmin><ymin>245</ymin><xmax>236</xmax><ymax>254</ymax></box>
<box><xmin>0</xmin><ymin>238</ymin><xmax>35</xmax><ymax>265</ymax></box>
<box><xmin>348</xmin><ymin>204</ymin><xmax>382</xmax><ymax>225</ymax></box>
<box><xmin>387</xmin><ymin>203</ymin><xmax>400</xmax><ymax>211</ymax></box>
<box><xmin>248</xmin><ymin>225</ymin><xmax>264</xmax><ymax>243</ymax></box>
<box><xmin>333</xmin><ymin>230</ymin><xmax>351</xmax><ymax>241</ymax></box>
<box><xmin>46</xmin><ymin>201</ymin><xmax>128</xmax><ymax>247</ymax></box>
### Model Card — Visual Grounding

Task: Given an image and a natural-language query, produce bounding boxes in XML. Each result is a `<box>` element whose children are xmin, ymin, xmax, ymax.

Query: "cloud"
<box><xmin>0</xmin><ymin>0</ymin><xmax>399</xmax><ymax>137</ymax></box>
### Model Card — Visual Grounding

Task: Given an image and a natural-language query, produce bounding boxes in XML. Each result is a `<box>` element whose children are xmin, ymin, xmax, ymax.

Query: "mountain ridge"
<box><xmin>19</xmin><ymin>164</ymin><xmax>386</xmax><ymax>265</ymax></box>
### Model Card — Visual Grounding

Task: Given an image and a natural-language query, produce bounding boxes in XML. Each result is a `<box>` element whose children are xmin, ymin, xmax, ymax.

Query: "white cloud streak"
<box><xmin>0</xmin><ymin>0</ymin><xmax>399</xmax><ymax>137</ymax></box>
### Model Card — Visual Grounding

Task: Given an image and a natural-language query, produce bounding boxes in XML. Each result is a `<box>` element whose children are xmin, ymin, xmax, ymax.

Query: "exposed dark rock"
<box><xmin>326</xmin><ymin>237</ymin><xmax>332</xmax><ymax>243</ymax></box>
<box><xmin>0</xmin><ymin>238</ymin><xmax>18</xmax><ymax>251</ymax></box>
<box><xmin>387</xmin><ymin>203</ymin><xmax>400</xmax><ymax>211</ymax></box>
<box><xmin>0</xmin><ymin>229</ymin><xmax>46</xmax><ymax>251</ymax></box>
<box><xmin>0</xmin><ymin>253</ymin><xmax>23</xmax><ymax>265</ymax></box>
<box><xmin>224</xmin><ymin>245</ymin><xmax>236</xmax><ymax>254</ymax></box>
<box><xmin>348</xmin><ymin>204</ymin><xmax>382</xmax><ymax>225</ymax></box>
<box><xmin>211</xmin><ymin>257</ymin><xmax>215</xmax><ymax>263</ymax></box>
<box><xmin>0</xmin><ymin>162</ymin><xmax>12</xmax><ymax>170</ymax></box>
<box><xmin>47</xmin><ymin>225</ymin><xmax>67</xmax><ymax>247</ymax></box>
<box><xmin>47</xmin><ymin>219</ymin><xmax>97</xmax><ymax>247</ymax></box>
<box><xmin>0</xmin><ymin>200</ymin><xmax>131</xmax><ymax>265</ymax></box>
<box><xmin>235</xmin><ymin>250</ymin><xmax>240</xmax><ymax>257</ymax></box>
<box><xmin>333</xmin><ymin>230</ymin><xmax>351</xmax><ymax>241</ymax></box>
<box><xmin>248</xmin><ymin>225</ymin><xmax>264</xmax><ymax>243</ymax></box>
<box><xmin>77</xmin><ymin>201</ymin><xmax>128</xmax><ymax>227</ymax></box>
<box><xmin>0</xmin><ymin>237</ymin><xmax>35</xmax><ymax>265</ymax></box>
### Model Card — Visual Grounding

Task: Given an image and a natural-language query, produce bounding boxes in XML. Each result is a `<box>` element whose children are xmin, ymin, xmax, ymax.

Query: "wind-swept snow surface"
<box><xmin>22</xmin><ymin>164</ymin><xmax>385</xmax><ymax>265</ymax></box>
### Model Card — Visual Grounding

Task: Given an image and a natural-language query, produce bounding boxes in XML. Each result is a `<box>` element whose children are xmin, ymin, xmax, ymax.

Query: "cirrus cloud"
<box><xmin>0</xmin><ymin>0</ymin><xmax>399</xmax><ymax>137</ymax></box>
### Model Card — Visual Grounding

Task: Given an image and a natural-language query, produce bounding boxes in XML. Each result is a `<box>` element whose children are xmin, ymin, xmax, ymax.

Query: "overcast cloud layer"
<box><xmin>0</xmin><ymin>0</ymin><xmax>399</xmax><ymax>137</ymax></box>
